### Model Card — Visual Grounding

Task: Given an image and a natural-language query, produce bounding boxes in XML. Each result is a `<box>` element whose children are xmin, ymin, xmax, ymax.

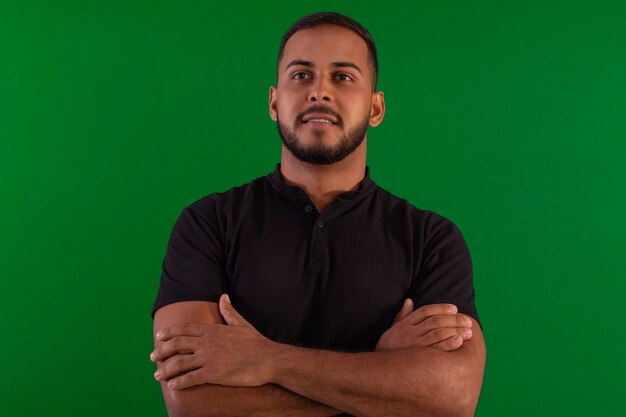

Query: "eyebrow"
<box><xmin>332</xmin><ymin>61</ymin><xmax>362</xmax><ymax>73</ymax></box>
<box><xmin>285</xmin><ymin>59</ymin><xmax>362</xmax><ymax>74</ymax></box>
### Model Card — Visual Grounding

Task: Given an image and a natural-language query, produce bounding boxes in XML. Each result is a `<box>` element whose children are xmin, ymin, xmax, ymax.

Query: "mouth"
<box><xmin>305</xmin><ymin>118</ymin><xmax>335</xmax><ymax>125</ymax></box>
<box><xmin>301</xmin><ymin>113</ymin><xmax>339</xmax><ymax>127</ymax></box>
<box><xmin>303</xmin><ymin>115</ymin><xmax>337</xmax><ymax>124</ymax></box>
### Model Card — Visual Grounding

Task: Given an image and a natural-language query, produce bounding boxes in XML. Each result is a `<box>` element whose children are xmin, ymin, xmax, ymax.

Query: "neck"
<box><xmin>280</xmin><ymin>140</ymin><xmax>367</xmax><ymax>213</ymax></box>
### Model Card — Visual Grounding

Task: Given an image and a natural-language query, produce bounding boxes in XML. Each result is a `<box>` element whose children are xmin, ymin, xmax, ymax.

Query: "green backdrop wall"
<box><xmin>1</xmin><ymin>1</ymin><xmax>624</xmax><ymax>416</ymax></box>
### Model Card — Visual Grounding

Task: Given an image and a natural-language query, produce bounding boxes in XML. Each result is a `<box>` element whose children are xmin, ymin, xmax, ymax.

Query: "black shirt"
<box><xmin>153</xmin><ymin>164</ymin><xmax>479</xmax><ymax>352</ymax></box>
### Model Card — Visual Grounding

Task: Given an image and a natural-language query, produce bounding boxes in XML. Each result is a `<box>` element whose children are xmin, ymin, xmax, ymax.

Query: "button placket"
<box><xmin>310</xmin><ymin>217</ymin><xmax>326</xmax><ymax>259</ymax></box>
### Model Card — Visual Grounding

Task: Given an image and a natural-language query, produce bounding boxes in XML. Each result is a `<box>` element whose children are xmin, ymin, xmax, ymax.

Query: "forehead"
<box><xmin>280</xmin><ymin>24</ymin><xmax>370</xmax><ymax>72</ymax></box>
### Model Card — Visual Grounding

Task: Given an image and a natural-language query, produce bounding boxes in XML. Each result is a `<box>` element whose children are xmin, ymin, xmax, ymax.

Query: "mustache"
<box><xmin>296</xmin><ymin>105</ymin><xmax>343</xmax><ymax>127</ymax></box>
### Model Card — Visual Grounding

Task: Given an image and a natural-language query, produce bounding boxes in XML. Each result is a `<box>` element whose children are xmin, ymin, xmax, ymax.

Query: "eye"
<box><xmin>292</xmin><ymin>72</ymin><xmax>311</xmax><ymax>80</ymax></box>
<box><xmin>335</xmin><ymin>73</ymin><xmax>353</xmax><ymax>81</ymax></box>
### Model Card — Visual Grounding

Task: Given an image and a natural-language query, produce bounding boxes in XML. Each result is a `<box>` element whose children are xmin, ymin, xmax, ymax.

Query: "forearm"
<box><xmin>161</xmin><ymin>381</ymin><xmax>342</xmax><ymax>417</ymax></box>
<box><xmin>153</xmin><ymin>299</ymin><xmax>484</xmax><ymax>417</ymax></box>
<box><xmin>270</xmin><ymin>343</ymin><xmax>484</xmax><ymax>417</ymax></box>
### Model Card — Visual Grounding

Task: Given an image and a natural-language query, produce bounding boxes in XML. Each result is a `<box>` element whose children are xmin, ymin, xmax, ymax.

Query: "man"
<box><xmin>151</xmin><ymin>12</ymin><xmax>485</xmax><ymax>417</ymax></box>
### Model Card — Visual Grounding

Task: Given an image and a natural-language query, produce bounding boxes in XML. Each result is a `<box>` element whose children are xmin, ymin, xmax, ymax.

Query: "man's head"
<box><xmin>277</xmin><ymin>12</ymin><xmax>379</xmax><ymax>91</ymax></box>
<box><xmin>270</xmin><ymin>12</ymin><xmax>385</xmax><ymax>166</ymax></box>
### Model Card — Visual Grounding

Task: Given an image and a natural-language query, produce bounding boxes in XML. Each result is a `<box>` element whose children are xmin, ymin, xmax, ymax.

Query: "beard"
<box><xmin>277</xmin><ymin>108</ymin><xmax>370</xmax><ymax>165</ymax></box>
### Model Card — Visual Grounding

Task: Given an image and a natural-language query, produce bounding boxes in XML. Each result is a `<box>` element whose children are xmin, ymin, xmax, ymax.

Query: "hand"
<box><xmin>150</xmin><ymin>294</ymin><xmax>276</xmax><ymax>390</ymax></box>
<box><xmin>375</xmin><ymin>300</ymin><xmax>474</xmax><ymax>352</ymax></box>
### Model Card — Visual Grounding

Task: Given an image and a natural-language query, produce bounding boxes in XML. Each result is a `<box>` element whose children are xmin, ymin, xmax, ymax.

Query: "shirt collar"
<box><xmin>268</xmin><ymin>163</ymin><xmax>375</xmax><ymax>203</ymax></box>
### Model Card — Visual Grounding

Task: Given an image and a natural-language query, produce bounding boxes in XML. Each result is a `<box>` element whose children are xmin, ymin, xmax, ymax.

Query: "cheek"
<box><xmin>340</xmin><ymin>89</ymin><xmax>370</xmax><ymax>109</ymax></box>
<box><xmin>276</xmin><ymin>100</ymin><xmax>301</xmax><ymax>123</ymax></box>
<box><xmin>343</xmin><ymin>98</ymin><xmax>372</xmax><ymax>123</ymax></box>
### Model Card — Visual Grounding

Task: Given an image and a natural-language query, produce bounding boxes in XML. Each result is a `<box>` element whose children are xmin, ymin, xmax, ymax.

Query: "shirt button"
<box><xmin>317</xmin><ymin>221</ymin><xmax>324</xmax><ymax>228</ymax></box>
<box><xmin>305</xmin><ymin>205</ymin><xmax>313</xmax><ymax>213</ymax></box>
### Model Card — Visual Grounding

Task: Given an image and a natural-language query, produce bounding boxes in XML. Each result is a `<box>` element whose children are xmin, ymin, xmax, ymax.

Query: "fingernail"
<box><xmin>154</xmin><ymin>370</ymin><xmax>161</xmax><ymax>380</ymax></box>
<box><xmin>150</xmin><ymin>351</ymin><xmax>156</xmax><ymax>361</ymax></box>
<box><xmin>464</xmin><ymin>328</ymin><xmax>472</xmax><ymax>336</ymax></box>
<box><xmin>168</xmin><ymin>380</ymin><xmax>175</xmax><ymax>388</ymax></box>
<box><xmin>449</xmin><ymin>304</ymin><xmax>457</xmax><ymax>313</ymax></box>
<box><xmin>224</xmin><ymin>294</ymin><xmax>231</xmax><ymax>304</ymax></box>
<box><xmin>463</xmin><ymin>317</ymin><xmax>472</xmax><ymax>326</ymax></box>
<box><xmin>156</xmin><ymin>330</ymin><xmax>164</xmax><ymax>339</ymax></box>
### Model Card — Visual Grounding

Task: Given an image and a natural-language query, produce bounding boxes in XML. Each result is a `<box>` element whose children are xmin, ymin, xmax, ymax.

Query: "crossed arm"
<box><xmin>151</xmin><ymin>295</ymin><xmax>485</xmax><ymax>417</ymax></box>
<box><xmin>152</xmin><ymin>300</ymin><xmax>340</xmax><ymax>417</ymax></box>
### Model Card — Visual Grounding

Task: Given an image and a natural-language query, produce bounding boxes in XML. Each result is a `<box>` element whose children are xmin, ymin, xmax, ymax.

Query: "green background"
<box><xmin>1</xmin><ymin>1</ymin><xmax>624</xmax><ymax>416</ymax></box>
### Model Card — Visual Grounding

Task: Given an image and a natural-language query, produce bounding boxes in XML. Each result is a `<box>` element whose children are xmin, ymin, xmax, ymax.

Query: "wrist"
<box><xmin>265</xmin><ymin>341</ymin><xmax>299</xmax><ymax>385</ymax></box>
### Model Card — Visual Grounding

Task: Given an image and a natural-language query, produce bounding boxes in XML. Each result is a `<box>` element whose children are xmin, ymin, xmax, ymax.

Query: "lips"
<box><xmin>302</xmin><ymin>113</ymin><xmax>338</xmax><ymax>124</ymax></box>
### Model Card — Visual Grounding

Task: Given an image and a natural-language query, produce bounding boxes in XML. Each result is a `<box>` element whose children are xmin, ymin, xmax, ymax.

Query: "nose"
<box><xmin>308</xmin><ymin>77</ymin><xmax>332</xmax><ymax>103</ymax></box>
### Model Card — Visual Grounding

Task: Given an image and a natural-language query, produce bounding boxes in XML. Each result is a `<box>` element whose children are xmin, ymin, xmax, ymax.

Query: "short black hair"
<box><xmin>277</xmin><ymin>12</ymin><xmax>378</xmax><ymax>90</ymax></box>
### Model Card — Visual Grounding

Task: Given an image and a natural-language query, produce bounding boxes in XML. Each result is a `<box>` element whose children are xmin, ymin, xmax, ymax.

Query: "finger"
<box><xmin>462</xmin><ymin>327</ymin><xmax>473</xmax><ymax>340</ymax></box>
<box><xmin>167</xmin><ymin>368</ymin><xmax>206</xmax><ymax>390</ymax></box>
<box><xmin>155</xmin><ymin>353</ymin><xmax>202</xmax><ymax>382</ymax></box>
<box><xmin>431</xmin><ymin>335</ymin><xmax>464</xmax><ymax>352</ymax></box>
<box><xmin>416</xmin><ymin>314</ymin><xmax>473</xmax><ymax>335</ymax></box>
<box><xmin>219</xmin><ymin>294</ymin><xmax>253</xmax><ymax>328</ymax></box>
<box><xmin>392</xmin><ymin>299</ymin><xmax>414</xmax><ymax>325</ymax></box>
<box><xmin>419</xmin><ymin>326</ymin><xmax>473</xmax><ymax>347</ymax></box>
<box><xmin>152</xmin><ymin>336</ymin><xmax>200</xmax><ymax>362</ymax></box>
<box><xmin>405</xmin><ymin>303</ymin><xmax>458</xmax><ymax>325</ymax></box>
<box><xmin>156</xmin><ymin>323</ymin><xmax>208</xmax><ymax>341</ymax></box>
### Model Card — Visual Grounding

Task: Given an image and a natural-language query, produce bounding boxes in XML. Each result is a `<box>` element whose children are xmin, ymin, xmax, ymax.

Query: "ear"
<box><xmin>368</xmin><ymin>91</ymin><xmax>385</xmax><ymax>127</ymax></box>
<box><xmin>269</xmin><ymin>86</ymin><xmax>278</xmax><ymax>121</ymax></box>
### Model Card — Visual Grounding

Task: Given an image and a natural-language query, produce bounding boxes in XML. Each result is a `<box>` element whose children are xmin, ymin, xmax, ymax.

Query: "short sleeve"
<box><xmin>409</xmin><ymin>215</ymin><xmax>480</xmax><ymax>327</ymax></box>
<box><xmin>151</xmin><ymin>204</ymin><xmax>228</xmax><ymax>317</ymax></box>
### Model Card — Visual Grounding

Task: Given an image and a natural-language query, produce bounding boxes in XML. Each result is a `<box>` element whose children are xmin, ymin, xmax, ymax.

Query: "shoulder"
<box><xmin>184</xmin><ymin>173</ymin><xmax>271</xmax><ymax>221</ymax></box>
<box><xmin>371</xmin><ymin>184</ymin><xmax>461</xmax><ymax>237</ymax></box>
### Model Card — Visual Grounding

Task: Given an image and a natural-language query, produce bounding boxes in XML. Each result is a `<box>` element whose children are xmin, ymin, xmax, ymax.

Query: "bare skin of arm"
<box><xmin>153</xmin><ymin>296</ymin><xmax>484</xmax><ymax>417</ymax></box>
<box><xmin>153</xmin><ymin>301</ymin><xmax>341</xmax><ymax>417</ymax></box>
<box><xmin>270</xmin><ymin>327</ymin><xmax>485</xmax><ymax>417</ymax></box>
